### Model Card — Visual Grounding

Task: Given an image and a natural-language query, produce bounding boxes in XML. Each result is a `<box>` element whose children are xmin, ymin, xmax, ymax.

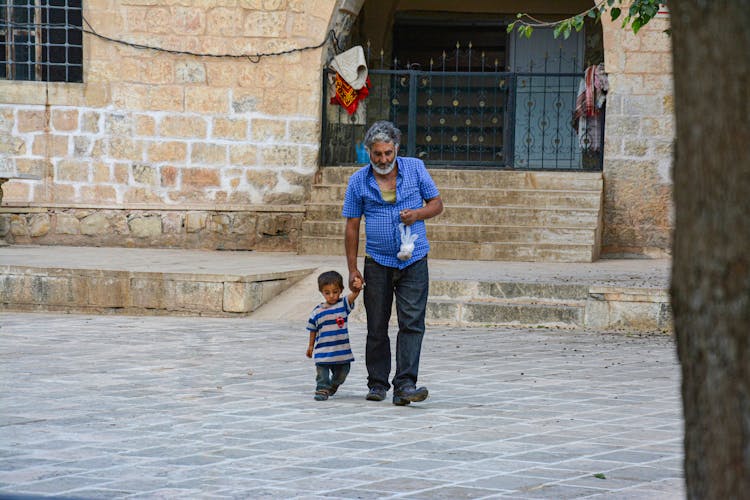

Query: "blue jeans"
<box><xmin>315</xmin><ymin>363</ymin><xmax>350</xmax><ymax>392</ymax></box>
<box><xmin>363</xmin><ymin>256</ymin><xmax>428</xmax><ymax>392</ymax></box>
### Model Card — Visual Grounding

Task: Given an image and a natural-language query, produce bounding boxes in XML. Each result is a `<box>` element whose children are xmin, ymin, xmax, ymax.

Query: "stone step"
<box><xmin>302</xmin><ymin>221</ymin><xmax>597</xmax><ymax>244</ymax></box>
<box><xmin>427</xmin><ymin>299</ymin><xmax>585</xmax><ymax>328</ymax></box>
<box><xmin>305</xmin><ymin>167</ymin><xmax>603</xmax><ymax>263</ymax></box>
<box><xmin>427</xmin><ymin>279</ymin><xmax>589</xmax><ymax>329</ymax></box>
<box><xmin>310</xmin><ymin>184</ymin><xmax>602</xmax><ymax>209</ymax></box>
<box><xmin>430</xmin><ymin>280</ymin><xmax>590</xmax><ymax>302</ymax></box>
<box><xmin>298</xmin><ymin>236</ymin><xmax>596</xmax><ymax>262</ymax></box>
<box><xmin>305</xmin><ymin>203</ymin><xmax>600</xmax><ymax>227</ymax></box>
<box><xmin>321</xmin><ymin>166</ymin><xmax>603</xmax><ymax>191</ymax></box>
<box><xmin>0</xmin><ymin>265</ymin><xmax>313</xmax><ymax>316</ymax></box>
<box><xmin>428</xmin><ymin>240</ymin><xmax>596</xmax><ymax>262</ymax></box>
<box><xmin>348</xmin><ymin>278</ymin><xmax>588</xmax><ymax>328</ymax></box>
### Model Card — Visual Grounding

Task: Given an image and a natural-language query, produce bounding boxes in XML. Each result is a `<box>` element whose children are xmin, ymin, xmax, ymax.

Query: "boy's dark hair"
<box><xmin>318</xmin><ymin>270</ymin><xmax>344</xmax><ymax>291</ymax></box>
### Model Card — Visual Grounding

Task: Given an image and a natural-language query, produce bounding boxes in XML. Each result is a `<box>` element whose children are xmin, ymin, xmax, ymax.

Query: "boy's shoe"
<box><xmin>328</xmin><ymin>384</ymin><xmax>339</xmax><ymax>396</ymax></box>
<box><xmin>394</xmin><ymin>386</ymin><xmax>428</xmax><ymax>403</ymax></box>
<box><xmin>314</xmin><ymin>390</ymin><xmax>329</xmax><ymax>401</ymax></box>
<box><xmin>365</xmin><ymin>387</ymin><xmax>386</xmax><ymax>401</ymax></box>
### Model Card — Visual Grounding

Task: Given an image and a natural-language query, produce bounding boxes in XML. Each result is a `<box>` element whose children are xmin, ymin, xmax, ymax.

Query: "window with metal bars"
<box><xmin>1</xmin><ymin>0</ymin><xmax>82</xmax><ymax>83</ymax></box>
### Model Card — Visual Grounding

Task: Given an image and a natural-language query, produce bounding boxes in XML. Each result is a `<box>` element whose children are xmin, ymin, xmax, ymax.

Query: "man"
<box><xmin>342</xmin><ymin>120</ymin><xmax>444</xmax><ymax>406</ymax></box>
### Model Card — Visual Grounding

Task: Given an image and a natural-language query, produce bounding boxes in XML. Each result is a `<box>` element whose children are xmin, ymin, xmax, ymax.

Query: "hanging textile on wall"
<box><xmin>573</xmin><ymin>64</ymin><xmax>608</xmax><ymax>152</ymax></box>
<box><xmin>329</xmin><ymin>46</ymin><xmax>370</xmax><ymax>115</ymax></box>
<box><xmin>331</xmin><ymin>72</ymin><xmax>370</xmax><ymax>115</ymax></box>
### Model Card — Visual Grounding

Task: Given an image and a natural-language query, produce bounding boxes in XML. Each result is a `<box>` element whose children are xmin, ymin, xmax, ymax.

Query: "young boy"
<box><xmin>306</xmin><ymin>270</ymin><xmax>362</xmax><ymax>401</ymax></box>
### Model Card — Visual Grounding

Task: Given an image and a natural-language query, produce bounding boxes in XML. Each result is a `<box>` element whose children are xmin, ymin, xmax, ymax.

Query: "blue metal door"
<box><xmin>510</xmin><ymin>28</ymin><xmax>584</xmax><ymax>169</ymax></box>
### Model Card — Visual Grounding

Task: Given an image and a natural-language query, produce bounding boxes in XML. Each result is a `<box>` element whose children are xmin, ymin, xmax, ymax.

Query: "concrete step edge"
<box><xmin>320</xmin><ymin>166</ymin><xmax>603</xmax><ymax>177</ymax></box>
<box><xmin>311</xmin><ymin>184</ymin><xmax>604</xmax><ymax>194</ymax></box>
<box><xmin>309</xmin><ymin>201</ymin><xmax>602</xmax><ymax>211</ymax></box>
<box><xmin>305</xmin><ymin>202</ymin><xmax>601</xmax><ymax>213</ymax></box>
<box><xmin>298</xmin><ymin>236</ymin><xmax>596</xmax><ymax>249</ymax></box>
<box><xmin>429</xmin><ymin>297</ymin><xmax>586</xmax><ymax>308</ymax></box>
<box><xmin>302</xmin><ymin>221</ymin><xmax>598</xmax><ymax>232</ymax></box>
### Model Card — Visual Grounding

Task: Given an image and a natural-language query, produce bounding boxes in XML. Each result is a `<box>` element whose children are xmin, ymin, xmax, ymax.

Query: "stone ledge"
<box><xmin>0</xmin><ymin>265</ymin><xmax>313</xmax><ymax>316</ymax></box>
<box><xmin>585</xmin><ymin>286</ymin><xmax>672</xmax><ymax>332</ymax></box>
<box><xmin>588</xmin><ymin>286</ymin><xmax>670</xmax><ymax>302</ymax></box>
<box><xmin>423</xmin><ymin>282</ymin><xmax>672</xmax><ymax>332</ymax></box>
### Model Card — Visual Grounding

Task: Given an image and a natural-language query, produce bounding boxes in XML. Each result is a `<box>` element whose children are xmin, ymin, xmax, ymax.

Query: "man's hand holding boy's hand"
<box><xmin>352</xmin><ymin>276</ymin><xmax>363</xmax><ymax>291</ymax></box>
<box><xmin>348</xmin><ymin>276</ymin><xmax>363</xmax><ymax>305</ymax></box>
<box><xmin>349</xmin><ymin>270</ymin><xmax>363</xmax><ymax>292</ymax></box>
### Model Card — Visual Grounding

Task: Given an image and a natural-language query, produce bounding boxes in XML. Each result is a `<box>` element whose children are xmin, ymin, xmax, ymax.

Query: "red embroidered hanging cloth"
<box><xmin>331</xmin><ymin>73</ymin><xmax>370</xmax><ymax>115</ymax></box>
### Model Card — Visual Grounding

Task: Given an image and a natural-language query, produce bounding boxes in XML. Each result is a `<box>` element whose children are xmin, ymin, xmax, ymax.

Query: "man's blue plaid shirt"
<box><xmin>342</xmin><ymin>156</ymin><xmax>440</xmax><ymax>269</ymax></box>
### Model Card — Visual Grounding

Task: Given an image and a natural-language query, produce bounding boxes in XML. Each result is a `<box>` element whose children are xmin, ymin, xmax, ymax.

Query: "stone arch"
<box><xmin>322</xmin><ymin>0</ymin><xmax>366</xmax><ymax>64</ymax></box>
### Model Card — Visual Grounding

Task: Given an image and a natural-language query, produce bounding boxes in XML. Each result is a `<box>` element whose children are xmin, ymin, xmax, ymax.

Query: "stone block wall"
<box><xmin>0</xmin><ymin>206</ymin><xmax>303</xmax><ymax>250</ymax></box>
<box><xmin>0</xmin><ymin>0</ymin><xmax>336</xmax><ymax>251</ymax></box>
<box><xmin>1</xmin><ymin>0</ymin><xmax>677</xmax><ymax>258</ymax></box>
<box><xmin>600</xmin><ymin>13</ymin><xmax>674</xmax><ymax>257</ymax></box>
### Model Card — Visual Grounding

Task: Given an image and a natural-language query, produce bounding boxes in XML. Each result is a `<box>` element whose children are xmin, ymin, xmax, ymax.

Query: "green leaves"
<box><xmin>553</xmin><ymin>21</ymin><xmax>569</xmax><ymax>39</ymax></box>
<box><xmin>621</xmin><ymin>0</ymin><xmax>661</xmax><ymax>34</ymax></box>
<box><xmin>631</xmin><ymin>17</ymin><xmax>644</xmax><ymax>34</ymax></box>
<box><xmin>507</xmin><ymin>19</ymin><xmax>534</xmax><ymax>38</ymax></box>
<box><xmin>550</xmin><ymin>15</ymin><xmax>585</xmax><ymax>40</ymax></box>
<box><xmin>508</xmin><ymin>0</ymin><xmax>663</xmax><ymax>39</ymax></box>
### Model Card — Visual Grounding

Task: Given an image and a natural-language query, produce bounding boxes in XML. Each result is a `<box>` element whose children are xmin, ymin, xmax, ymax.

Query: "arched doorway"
<box><xmin>323</xmin><ymin>0</ymin><xmax>605</xmax><ymax>171</ymax></box>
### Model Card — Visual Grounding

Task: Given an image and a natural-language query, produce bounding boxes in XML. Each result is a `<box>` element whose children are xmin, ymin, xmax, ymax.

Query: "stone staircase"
<box><xmin>299</xmin><ymin>167</ymin><xmax>604</xmax><ymax>262</ymax></box>
<box><xmin>347</xmin><ymin>278</ymin><xmax>670</xmax><ymax>331</ymax></box>
<box><xmin>345</xmin><ymin>279</ymin><xmax>590</xmax><ymax>328</ymax></box>
<box><xmin>426</xmin><ymin>280</ymin><xmax>589</xmax><ymax>328</ymax></box>
<box><xmin>352</xmin><ymin>279</ymin><xmax>672</xmax><ymax>332</ymax></box>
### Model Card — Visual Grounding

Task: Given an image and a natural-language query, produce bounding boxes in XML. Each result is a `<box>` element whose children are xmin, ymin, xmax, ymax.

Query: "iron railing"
<box><xmin>321</xmin><ymin>68</ymin><xmax>605</xmax><ymax>170</ymax></box>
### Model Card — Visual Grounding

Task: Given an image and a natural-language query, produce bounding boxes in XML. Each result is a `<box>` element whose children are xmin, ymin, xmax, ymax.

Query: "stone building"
<box><xmin>0</xmin><ymin>0</ymin><xmax>673</xmax><ymax>260</ymax></box>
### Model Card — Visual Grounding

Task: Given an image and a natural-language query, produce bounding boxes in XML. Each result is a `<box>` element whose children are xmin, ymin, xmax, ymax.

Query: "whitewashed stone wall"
<box><xmin>2</xmin><ymin>106</ymin><xmax>321</xmax><ymax>206</ymax></box>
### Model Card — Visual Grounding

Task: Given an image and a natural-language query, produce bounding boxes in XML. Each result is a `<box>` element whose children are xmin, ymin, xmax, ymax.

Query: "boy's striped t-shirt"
<box><xmin>307</xmin><ymin>297</ymin><xmax>355</xmax><ymax>364</ymax></box>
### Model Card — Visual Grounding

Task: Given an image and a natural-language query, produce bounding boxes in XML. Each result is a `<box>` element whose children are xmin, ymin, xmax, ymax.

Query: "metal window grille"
<box><xmin>1</xmin><ymin>0</ymin><xmax>83</xmax><ymax>83</ymax></box>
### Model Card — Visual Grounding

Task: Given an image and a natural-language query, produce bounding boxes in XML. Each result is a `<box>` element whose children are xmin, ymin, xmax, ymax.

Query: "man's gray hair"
<box><xmin>364</xmin><ymin>120</ymin><xmax>401</xmax><ymax>149</ymax></box>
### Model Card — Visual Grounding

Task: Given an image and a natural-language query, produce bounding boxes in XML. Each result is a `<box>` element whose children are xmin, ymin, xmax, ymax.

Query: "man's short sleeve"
<box><xmin>342</xmin><ymin>170</ymin><xmax>364</xmax><ymax>218</ymax></box>
<box><xmin>418</xmin><ymin>161</ymin><xmax>440</xmax><ymax>200</ymax></box>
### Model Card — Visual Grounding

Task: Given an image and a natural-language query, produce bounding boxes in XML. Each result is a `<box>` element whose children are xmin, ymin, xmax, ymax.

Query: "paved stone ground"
<box><xmin>0</xmin><ymin>313</ymin><xmax>684</xmax><ymax>499</ymax></box>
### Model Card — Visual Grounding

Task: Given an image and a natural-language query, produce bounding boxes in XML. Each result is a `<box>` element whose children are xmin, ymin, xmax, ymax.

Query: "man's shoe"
<box><xmin>392</xmin><ymin>394</ymin><xmax>411</xmax><ymax>406</ymax></box>
<box><xmin>329</xmin><ymin>384</ymin><xmax>339</xmax><ymax>396</ymax></box>
<box><xmin>365</xmin><ymin>387</ymin><xmax>386</xmax><ymax>401</ymax></box>
<box><xmin>394</xmin><ymin>386</ymin><xmax>428</xmax><ymax>403</ymax></box>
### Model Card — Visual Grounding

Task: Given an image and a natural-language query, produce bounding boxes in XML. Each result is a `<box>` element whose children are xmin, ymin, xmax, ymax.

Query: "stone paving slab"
<box><xmin>0</xmin><ymin>313</ymin><xmax>684</xmax><ymax>499</ymax></box>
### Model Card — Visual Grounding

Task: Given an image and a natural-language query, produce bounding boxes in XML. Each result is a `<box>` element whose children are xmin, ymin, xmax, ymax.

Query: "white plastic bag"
<box><xmin>397</xmin><ymin>223</ymin><xmax>418</xmax><ymax>261</ymax></box>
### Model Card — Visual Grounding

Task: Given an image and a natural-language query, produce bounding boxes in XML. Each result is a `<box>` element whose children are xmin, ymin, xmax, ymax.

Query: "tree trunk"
<box><xmin>670</xmin><ymin>1</ymin><xmax>750</xmax><ymax>498</ymax></box>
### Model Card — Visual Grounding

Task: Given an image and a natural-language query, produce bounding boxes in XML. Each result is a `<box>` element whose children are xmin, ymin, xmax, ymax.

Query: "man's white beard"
<box><xmin>371</xmin><ymin>158</ymin><xmax>396</xmax><ymax>175</ymax></box>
